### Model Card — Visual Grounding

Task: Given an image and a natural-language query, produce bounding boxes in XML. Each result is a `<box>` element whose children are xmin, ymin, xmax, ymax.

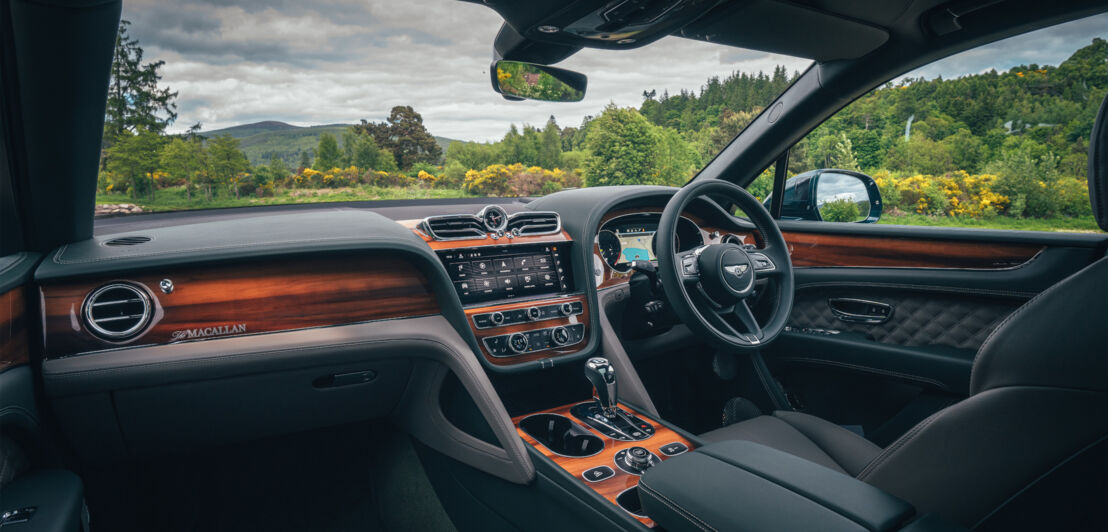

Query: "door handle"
<box><xmin>827</xmin><ymin>298</ymin><xmax>894</xmax><ymax>324</ymax></box>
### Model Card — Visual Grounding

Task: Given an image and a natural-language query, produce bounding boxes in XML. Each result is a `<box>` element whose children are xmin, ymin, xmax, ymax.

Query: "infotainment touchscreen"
<box><xmin>436</xmin><ymin>243</ymin><xmax>574</xmax><ymax>305</ymax></box>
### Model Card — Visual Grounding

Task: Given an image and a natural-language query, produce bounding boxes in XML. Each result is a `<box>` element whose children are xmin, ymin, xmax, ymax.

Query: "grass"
<box><xmin>879</xmin><ymin>213</ymin><xmax>1102</xmax><ymax>233</ymax></box>
<box><xmin>97</xmin><ymin>185</ymin><xmax>475</xmax><ymax>213</ymax></box>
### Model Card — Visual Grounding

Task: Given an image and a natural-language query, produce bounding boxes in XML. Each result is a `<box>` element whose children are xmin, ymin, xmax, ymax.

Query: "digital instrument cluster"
<box><xmin>596</xmin><ymin>214</ymin><xmax>704</xmax><ymax>272</ymax></box>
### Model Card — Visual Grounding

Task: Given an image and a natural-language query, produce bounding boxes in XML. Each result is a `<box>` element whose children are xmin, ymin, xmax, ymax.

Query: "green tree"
<box><xmin>103</xmin><ymin>20</ymin><xmax>177</xmax><ymax>147</ymax></box>
<box><xmin>353</xmin><ymin>106</ymin><xmax>442</xmax><ymax>169</ymax></box>
<box><xmin>106</xmin><ymin>127</ymin><xmax>163</xmax><ymax>200</ymax></box>
<box><xmin>159</xmin><ymin>137</ymin><xmax>207</xmax><ymax>201</ymax></box>
<box><xmin>830</xmin><ymin>133</ymin><xmax>861</xmax><ymax>171</ymax></box>
<box><xmin>314</xmin><ymin>133</ymin><xmax>342</xmax><ymax>170</ymax></box>
<box><xmin>584</xmin><ymin>106</ymin><xmax>663</xmax><ymax>187</ymax></box>
<box><xmin>654</xmin><ymin>127</ymin><xmax>700</xmax><ymax>185</ymax></box>
<box><xmin>267</xmin><ymin>154</ymin><xmax>289</xmax><ymax>182</ymax></box>
<box><xmin>539</xmin><ymin>116</ymin><xmax>563</xmax><ymax>169</ymax></box>
<box><xmin>351</xmin><ymin>133</ymin><xmax>383</xmax><ymax>169</ymax></box>
<box><xmin>298</xmin><ymin>149</ymin><xmax>312</xmax><ymax>170</ymax></box>
<box><xmin>209</xmin><ymin>134</ymin><xmax>250</xmax><ymax>199</ymax></box>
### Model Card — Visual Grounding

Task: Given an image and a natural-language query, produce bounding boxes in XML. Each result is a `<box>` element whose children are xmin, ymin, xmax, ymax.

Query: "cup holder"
<box><xmin>616</xmin><ymin>486</ymin><xmax>647</xmax><ymax>518</ymax></box>
<box><xmin>519</xmin><ymin>413</ymin><xmax>604</xmax><ymax>457</ymax></box>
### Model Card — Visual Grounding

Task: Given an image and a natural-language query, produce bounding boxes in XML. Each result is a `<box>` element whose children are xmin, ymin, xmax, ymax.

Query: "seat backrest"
<box><xmin>856</xmin><ymin>93</ymin><xmax>1108</xmax><ymax>529</ymax></box>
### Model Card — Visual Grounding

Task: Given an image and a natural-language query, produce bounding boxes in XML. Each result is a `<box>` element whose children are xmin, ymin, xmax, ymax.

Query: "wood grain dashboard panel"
<box><xmin>779</xmin><ymin>231</ymin><xmax>1044</xmax><ymax>269</ymax></box>
<box><xmin>513</xmin><ymin>401</ymin><xmax>696</xmax><ymax>528</ymax></box>
<box><xmin>1</xmin><ymin>287</ymin><xmax>29</xmax><ymax>372</ymax></box>
<box><xmin>40</xmin><ymin>256</ymin><xmax>440</xmax><ymax>358</ymax></box>
<box><xmin>465</xmin><ymin>295</ymin><xmax>590</xmax><ymax>366</ymax></box>
<box><xmin>592</xmin><ymin>207</ymin><xmax>1044</xmax><ymax>289</ymax></box>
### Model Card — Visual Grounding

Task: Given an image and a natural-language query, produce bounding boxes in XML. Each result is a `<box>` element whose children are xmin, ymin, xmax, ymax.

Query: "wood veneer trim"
<box><xmin>0</xmin><ymin>288</ymin><xmax>29</xmax><ymax>372</ymax></box>
<box><xmin>40</xmin><ymin>256</ymin><xmax>440</xmax><ymax>358</ymax></box>
<box><xmin>512</xmin><ymin>401</ymin><xmax>696</xmax><ymax>528</ymax></box>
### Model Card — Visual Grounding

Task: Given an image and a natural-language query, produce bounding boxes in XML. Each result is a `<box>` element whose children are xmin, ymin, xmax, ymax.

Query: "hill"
<box><xmin>202</xmin><ymin>121</ymin><xmax>459</xmax><ymax>166</ymax></box>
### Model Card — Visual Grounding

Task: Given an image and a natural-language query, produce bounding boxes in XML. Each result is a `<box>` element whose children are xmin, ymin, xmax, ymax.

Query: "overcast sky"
<box><xmin>123</xmin><ymin>1</ymin><xmax>1108</xmax><ymax>142</ymax></box>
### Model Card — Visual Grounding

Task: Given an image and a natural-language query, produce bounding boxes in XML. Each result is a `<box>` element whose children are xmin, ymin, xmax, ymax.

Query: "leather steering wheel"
<box><xmin>657</xmin><ymin>179</ymin><xmax>795</xmax><ymax>349</ymax></box>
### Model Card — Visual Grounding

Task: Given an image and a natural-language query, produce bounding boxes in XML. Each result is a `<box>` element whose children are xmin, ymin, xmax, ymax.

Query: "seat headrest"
<box><xmin>970</xmin><ymin>256</ymin><xmax>1108</xmax><ymax>395</ymax></box>
<box><xmin>1090</xmin><ymin>93</ymin><xmax>1108</xmax><ymax>232</ymax></box>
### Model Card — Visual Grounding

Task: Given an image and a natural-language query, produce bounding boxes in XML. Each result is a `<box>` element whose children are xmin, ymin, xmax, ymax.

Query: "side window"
<box><xmin>784</xmin><ymin>16</ymin><xmax>1107</xmax><ymax>232</ymax></box>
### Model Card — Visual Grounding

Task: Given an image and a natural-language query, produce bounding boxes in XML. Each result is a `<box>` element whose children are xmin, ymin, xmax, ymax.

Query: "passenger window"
<box><xmin>782</xmin><ymin>15</ymin><xmax>1107</xmax><ymax>232</ymax></box>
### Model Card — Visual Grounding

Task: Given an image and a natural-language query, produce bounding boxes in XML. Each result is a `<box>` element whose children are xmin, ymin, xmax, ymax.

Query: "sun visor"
<box><xmin>680</xmin><ymin>0</ymin><xmax>889</xmax><ymax>62</ymax></box>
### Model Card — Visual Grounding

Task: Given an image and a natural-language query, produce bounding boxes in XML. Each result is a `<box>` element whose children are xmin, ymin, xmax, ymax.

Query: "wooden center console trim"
<box><xmin>465</xmin><ymin>294</ymin><xmax>590</xmax><ymax>366</ymax></box>
<box><xmin>512</xmin><ymin>401</ymin><xmax>696</xmax><ymax>528</ymax></box>
<box><xmin>40</xmin><ymin>256</ymin><xmax>440</xmax><ymax>358</ymax></box>
<box><xmin>1</xmin><ymin>287</ymin><xmax>29</xmax><ymax>372</ymax></box>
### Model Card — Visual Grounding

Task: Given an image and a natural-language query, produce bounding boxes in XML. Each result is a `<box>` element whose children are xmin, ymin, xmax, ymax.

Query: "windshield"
<box><xmin>96</xmin><ymin>0</ymin><xmax>810</xmax><ymax>216</ymax></box>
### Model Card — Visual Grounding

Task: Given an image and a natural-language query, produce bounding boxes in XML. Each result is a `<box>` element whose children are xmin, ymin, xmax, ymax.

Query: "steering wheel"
<box><xmin>657</xmin><ymin>179</ymin><xmax>795</xmax><ymax>349</ymax></box>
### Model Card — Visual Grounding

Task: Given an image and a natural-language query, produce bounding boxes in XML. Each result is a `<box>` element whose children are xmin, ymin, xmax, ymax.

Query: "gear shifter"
<box><xmin>584</xmin><ymin>357</ymin><xmax>618</xmax><ymax>416</ymax></box>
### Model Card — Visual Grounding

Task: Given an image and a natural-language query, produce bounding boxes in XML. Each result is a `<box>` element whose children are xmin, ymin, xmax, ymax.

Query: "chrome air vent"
<box><xmin>507</xmin><ymin>212</ymin><xmax>561</xmax><ymax>236</ymax></box>
<box><xmin>83</xmin><ymin>283</ymin><xmax>152</xmax><ymax>341</ymax></box>
<box><xmin>422</xmin><ymin>215</ymin><xmax>487</xmax><ymax>240</ymax></box>
<box><xmin>104</xmin><ymin>236</ymin><xmax>151</xmax><ymax>246</ymax></box>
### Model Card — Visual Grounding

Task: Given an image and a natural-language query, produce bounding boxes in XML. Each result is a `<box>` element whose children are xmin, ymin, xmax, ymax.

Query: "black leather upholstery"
<box><xmin>1089</xmin><ymin>93</ymin><xmax>1108</xmax><ymax>231</ymax></box>
<box><xmin>700</xmin><ymin>410</ymin><xmax>881</xmax><ymax>476</ymax></box>
<box><xmin>641</xmin><ymin>441</ymin><xmax>916</xmax><ymax>532</ymax></box>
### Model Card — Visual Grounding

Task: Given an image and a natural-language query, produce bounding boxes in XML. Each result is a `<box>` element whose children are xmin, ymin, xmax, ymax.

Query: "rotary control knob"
<box><xmin>489</xmin><ymin>311</ymin><xmax>505</xmax><ymax>326</ymax></box>
<box><xmin>559</xmin><ymin>302</ymin><xmax>575</xmax><ymax>316</ymax></box>
<box><xmin>624</xmin><ymin>446</ymin><xmax>653</xmax><ymax>470</ymax></box>
<box><xmin>526</xmin><ymin>306</ymin><xmax>542</xmax><ymax>321</ymax></box>
<box><xmin>508</xmin><ymin>333</ymin><xmax>529</xmax><ymax>354</ymax></box>
<box><xmin>550</xmin><ymin>326</ymin><xmax>570</xmax><ymax>346</ymax></box>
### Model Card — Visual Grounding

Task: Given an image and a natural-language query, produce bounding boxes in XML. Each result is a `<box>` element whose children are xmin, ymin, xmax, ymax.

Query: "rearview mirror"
<box><xmin>491</xmin><ymin>60</ymin><xmax>587</xmax><ymax>103</ymax></box>
<box><xmin>765</xmin><ymin>169</ymin><xmax>882</xmax><ymax>223</ymax></box>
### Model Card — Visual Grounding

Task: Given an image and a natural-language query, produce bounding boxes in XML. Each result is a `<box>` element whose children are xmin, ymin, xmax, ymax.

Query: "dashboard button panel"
<box><xmin>472</xmin><ymin>301</ymin><xmax>583</xmax><ymax>329</ymax></box>
<box><xmin>482</xmin><ymin>323</ymin><xmax>585</xmax><ymax>356</ymax></box>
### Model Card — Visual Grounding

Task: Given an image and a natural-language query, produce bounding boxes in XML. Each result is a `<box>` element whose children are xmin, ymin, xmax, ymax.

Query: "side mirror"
<box><xmin>490</xmin><ymin>60</ymin><xmax>587</xmax><ymax>103</ymax></box>
<box><xmin>766</xmin><ymin>169</ymin><xmax>882</xmax><ymax>223</ymax></box>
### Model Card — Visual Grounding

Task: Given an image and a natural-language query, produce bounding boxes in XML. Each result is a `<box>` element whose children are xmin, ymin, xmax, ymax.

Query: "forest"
<box><xmin>97</xmin><ymin>19</ymin><xmax>1105</xmax><ymax>231</ymax></box>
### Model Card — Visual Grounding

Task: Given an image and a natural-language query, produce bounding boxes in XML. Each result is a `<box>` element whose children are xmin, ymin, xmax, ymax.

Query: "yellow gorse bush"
<box><xmin>876</xmin><ymin>171</ymin><xmax>1010</xmax><ymax>218</ymax></box>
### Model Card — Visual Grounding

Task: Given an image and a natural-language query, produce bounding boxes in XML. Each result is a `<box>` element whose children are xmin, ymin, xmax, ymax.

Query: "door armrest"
<box><xmin>0</xmin><ymin>470</ymin><xmax>85</xmax><ymax>531</ymax></box>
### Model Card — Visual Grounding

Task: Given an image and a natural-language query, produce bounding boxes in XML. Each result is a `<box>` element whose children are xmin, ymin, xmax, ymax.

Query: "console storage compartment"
<box><xmin>639</xmin><ymin>440</ymin><xmax>966</xmax><ymax>532</ymax></box>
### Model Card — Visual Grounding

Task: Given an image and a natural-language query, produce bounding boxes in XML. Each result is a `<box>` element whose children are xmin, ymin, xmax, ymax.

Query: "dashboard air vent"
<box><xmin>507</xmin><ymin>212</ymin><xmax>561</xmax><ymax>236</ymax></box>
<box><xmin>104</xmin><ymin>236</ymin><xmax>151</xmax><ymax>246</ymax></box>
<box><xmin>422</xmin><ymin>216</ymin><xmax>487</xmax><ymax>240</ymax></box>
<box><xmin>83</xmin><ymin>283</ymin><xmax>153</xmax><ymax>341</ymax></box>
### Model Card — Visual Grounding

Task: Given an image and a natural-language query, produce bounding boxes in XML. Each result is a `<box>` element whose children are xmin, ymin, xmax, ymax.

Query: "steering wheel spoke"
<box><xmin>675</xmin><ymin>251</ymin><xmax>701</xmax><ymax>284</ymax></box>
<box><xmin>749</xmin><ymin>246</ymin><xmax>784</xmax><ymax>277</ymax></box>
<box><xmin>732</xmin><ymin>300</ymin><xmax>764</xmax><ymax>344</ymax></box>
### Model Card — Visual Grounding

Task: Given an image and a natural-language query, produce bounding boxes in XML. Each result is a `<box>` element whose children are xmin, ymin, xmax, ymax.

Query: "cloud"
<box><xmin>898</xmin><ymin>13</ymin><xmax>1108</xmax><ymax>82</ymax></box>
<box><xmin>125</xmin><ymin>1</ymin><xmax>1105</xmax><ymax>142</ymax></box>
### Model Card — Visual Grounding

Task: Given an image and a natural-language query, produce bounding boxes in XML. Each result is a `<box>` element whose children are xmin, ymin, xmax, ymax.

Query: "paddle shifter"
<box><xmin>584</xmin><ymin>357</ymin><xmax>618</xmax><ymax>416</ymax></box>
<box><xmin>573</xmin><ymin>357</ymin><xmax>656</xmax><ymax>441</ymax></box>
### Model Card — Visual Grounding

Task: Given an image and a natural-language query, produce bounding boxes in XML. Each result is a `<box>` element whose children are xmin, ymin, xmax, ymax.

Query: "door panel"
<box><xmin>762</xmin><ymin>224</ymin><xmax>1108</xmax><ymax>444</ymax></box>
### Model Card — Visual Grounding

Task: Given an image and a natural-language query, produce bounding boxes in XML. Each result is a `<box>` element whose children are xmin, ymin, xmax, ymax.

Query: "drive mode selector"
<box><xmin>550</xmin><ymin>326</ymin><xmax>570</xmax><ymax>346</ymax></box>
<box><xmin>508</xmin><ymin>333</ymin><xmax>529</xmax><ymax>354</ymax></box>
<box><xmin>526</xmin><ymin>306</ymin><xmax>542</xmax><ymax>321</ymax></box>
<box><xmin>614</xmin><ymin>446</ymin><xmax>659</xmax><ymax>475</ymax></box>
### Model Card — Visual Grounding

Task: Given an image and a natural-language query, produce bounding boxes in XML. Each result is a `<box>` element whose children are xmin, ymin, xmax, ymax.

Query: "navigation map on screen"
<box><xmin>616</xmin><ymin>231</ymin><xmax>655</xmax><ymax>264</ymax></box>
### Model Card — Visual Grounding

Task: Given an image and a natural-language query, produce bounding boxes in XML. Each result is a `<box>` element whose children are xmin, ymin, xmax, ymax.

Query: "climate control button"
<box><xmin>508</xmin><ymin>333</ymin><xmax>529</xmax><ymax>354</ymax></box>
<box><xmin>550</xmin><ymin>326</ymin><xmax>570</xmax><ymax>346</ymax></box>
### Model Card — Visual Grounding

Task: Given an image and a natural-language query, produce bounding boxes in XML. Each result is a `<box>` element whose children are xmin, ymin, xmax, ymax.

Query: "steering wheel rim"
<box><xmin>657</xmin><ymin>179</ymin><xmax>795</xmax><ymax>350</ymax></box>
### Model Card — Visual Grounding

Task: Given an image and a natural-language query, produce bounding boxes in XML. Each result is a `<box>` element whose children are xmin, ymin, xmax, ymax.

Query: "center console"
<box><xmin>406</xmin><ymin>207</ymin><xmax>592</xmax><ymax>368</ymax></box>
<box><xmin>512</xmin><ymin>357</ymin><xmax>696</xmax><ymax>528</ymax></box>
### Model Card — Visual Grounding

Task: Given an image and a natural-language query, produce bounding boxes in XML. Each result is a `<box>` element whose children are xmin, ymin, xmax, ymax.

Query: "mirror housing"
<box><xmin>490</xmin><ymin>60</ymin><xmax>587</xmax><ymax>102</ymax></box>
<box><xmin>766</xmin><ymin>169</ymin><xmax>882</xmax><ymax>223</ymax></box>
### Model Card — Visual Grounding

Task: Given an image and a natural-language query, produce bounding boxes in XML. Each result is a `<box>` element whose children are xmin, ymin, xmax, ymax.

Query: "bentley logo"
<box><xmin>171</xmin><ymin>323</ymin><xmax>247</xmax><ymax>341</ymax></box>
<box><xmin>723</xmin><ymin>264</ymin><xmax>749</xmax><ymax>276</ymax></box>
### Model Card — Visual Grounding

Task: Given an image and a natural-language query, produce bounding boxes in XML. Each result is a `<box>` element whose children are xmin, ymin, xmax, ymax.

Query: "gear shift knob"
<box><xmin>584</xmin><ymin>357</ymin><xmax>618</xmax><ymax>416</ymax></box>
